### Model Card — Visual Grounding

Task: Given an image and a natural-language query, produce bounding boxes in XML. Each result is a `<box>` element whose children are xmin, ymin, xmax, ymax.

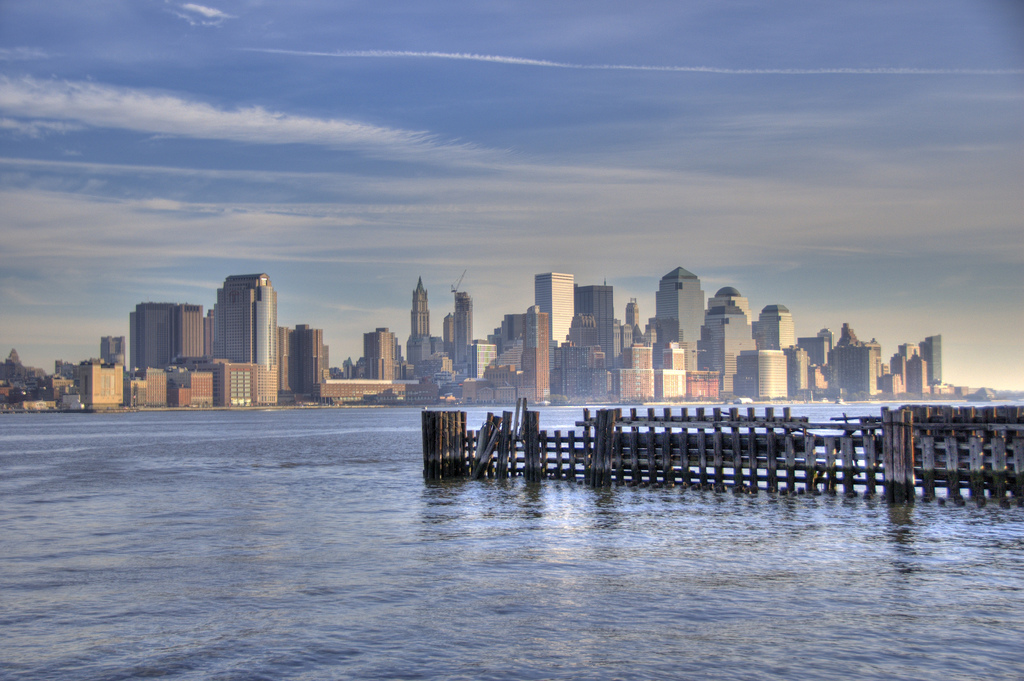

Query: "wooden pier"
<box><xmin>422</xmin><ymin>403</ymin><xmax>1024</xmax><ymax>505</ymax></box>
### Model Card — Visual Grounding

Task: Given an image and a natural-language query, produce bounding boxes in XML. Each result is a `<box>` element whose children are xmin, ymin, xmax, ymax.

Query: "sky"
<box><xmin>1</xmin><ymin>0</ymin><xmax>1022</xmax><ymax>389</ymax></box>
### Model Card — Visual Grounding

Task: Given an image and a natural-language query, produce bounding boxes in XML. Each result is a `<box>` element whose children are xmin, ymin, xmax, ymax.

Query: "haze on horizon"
<box><xmin>1</xmin><ymin>1</ymin><xmax>1022</xmax><ymax>390</ymax></box>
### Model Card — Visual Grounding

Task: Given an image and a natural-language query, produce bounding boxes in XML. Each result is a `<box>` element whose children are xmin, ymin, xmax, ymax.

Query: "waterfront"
<box><xmin>2</xmin><ymin>405</ymin><xmax>1023</xmax><ymax>680</ymax></box>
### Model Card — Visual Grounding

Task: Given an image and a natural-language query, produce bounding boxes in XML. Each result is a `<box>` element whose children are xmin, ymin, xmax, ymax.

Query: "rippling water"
<box><xmin>2</xmin><ymin>405</ymin><xmax>1022</xmax><ymax>680</ymax></box>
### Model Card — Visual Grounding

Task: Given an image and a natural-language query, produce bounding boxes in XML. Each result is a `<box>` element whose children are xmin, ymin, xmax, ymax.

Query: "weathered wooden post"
<box><xmin>523</xmin><ymin>410</ymin><xmax>540</xmax><ymax>482</ymax></box>
<box><xmin>920</xmin><ymin>435</ymin><xmax>936</xmax><ymax>500</ymax></box>
<box><xmin>841</xmin><ymin>435</ymin><xmax>856</xmax><ymax>497</ymax></box>
<box><xmin>945</xmin><ymin>435</ymin><xmax>961</xmax><ymax>500</ymax></box>
<box><xmin>968</xmin><ymin>436</ymin><xmax>985</xmax><ymax>501</ymax></box>
<box><xmin>991</xmin><ymin>435</ymin><xmax>1007</xmax><ymax>501</ymax></box>
<box><xmin>882</xmin><ymin>407</ymin><xmax>915</xmax><ymax>504</ymax></box>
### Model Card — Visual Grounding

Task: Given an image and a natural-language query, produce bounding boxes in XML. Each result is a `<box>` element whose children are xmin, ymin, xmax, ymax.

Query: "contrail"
<box><xmin>246</xmin><ymin>48</ymin><xmax>1024</xmax><ymax>75</ymax></box>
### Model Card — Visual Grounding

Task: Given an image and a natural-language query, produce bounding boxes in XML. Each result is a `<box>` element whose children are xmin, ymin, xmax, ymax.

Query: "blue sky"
<box><xmin>1</xmin><ymin>1</ymin><xmax>1022</xmax><ymax>388</ymax></box>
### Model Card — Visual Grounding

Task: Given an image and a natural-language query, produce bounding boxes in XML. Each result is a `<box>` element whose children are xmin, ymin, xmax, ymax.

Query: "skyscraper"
<box><xmin>410</xmin><ymin>277</ymin><xmax>430</xmax><ymax>338</ymax></box>
<box><xmin>291</xmin><ymin>324</ymin><xmax>329</xmax><ymax>396</ymax></box>
<box><xmin>407</xmin><ymin>277</ymin><xmax>432</xmax><ymax>365</ymax></box>
<box><xmin>828</xmin><ymin>323</ymin><xmax>882</xmax><ymax>398</ymax></box>
<box><xmin>213</xmin><ymin>273</ymin><xmax>278</xmax><ymax>404</ymax></box>
<box><xmin>699</xmin><ymin>302</ymin><xmax>756</xmax><ymax>394</ymax></box>
<box><xmin>655</xmin><ymin>267</ymin><xmax>705</xmax><ymax>344</ymax></box>
<box><xmin>535</xmin><ymin>272</ymin><xmax>574</xmax><ymax>344</ymax></box>
<box><xmin>920</xmin><ymin>335</ymin><xmax>942</xmax><ymax>385</ymax></box>
<box><xmin>753</xmin><ymin>304</ymin><xmax>796</xmax><ymax>350</ymax></box>
<box><xmin>364</xmin><ymin>327</ymin><xmax>395</xmax><ymax>381</ymax></box>
<box><xmin>521</xmin><ymin>305</ymin><xmax>550</xmax><ymax>402</ymax></box>
<box><xmin>573</xmin><ymin>283</ymin><xmax>614</xmax><ymax>358</ymax></box>
<box><xmin>100</xmin><ymin>336</ymin><xmax>125</xmax><ymax>366</ymax></box>
<box><xmin>453</xmin><ymin>291</ymin><xmax>473</xmax><ymax>372</ymax></box>
<box><xmin>130</xmin><ymin>302</ymin><xmax>204</xmax><ymax>370</ymax></box>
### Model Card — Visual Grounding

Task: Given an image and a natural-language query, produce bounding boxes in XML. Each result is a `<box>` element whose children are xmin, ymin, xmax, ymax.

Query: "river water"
<box><xmin>2</xmin><ymin>405</ymin><xmax>1022</xmax><ymax>680</ymax></box>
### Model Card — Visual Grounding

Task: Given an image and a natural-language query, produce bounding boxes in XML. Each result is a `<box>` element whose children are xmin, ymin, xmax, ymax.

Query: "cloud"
<box><xmin>0</xmin><ymin>48</ymin><xmax>50</xmax><ymax>61</ymax></box>
<box><xmin>0</xmin><ymin>117</ymin><xmax>82</xmax><ymax>138</ymax></box>
<box><xmin>0</xmin><ymin>76</ymin><xmax>485</xmax><ymax>163</ymax></box>
<box><xmin>248</xmin><ymin>49</ymin><xmax>1024</xmax><ymax>76</ymax></box>
<box><xmin>170</xmin><ymin>2</ymin><xmax>236</xmax><ymax>26</ymax></box>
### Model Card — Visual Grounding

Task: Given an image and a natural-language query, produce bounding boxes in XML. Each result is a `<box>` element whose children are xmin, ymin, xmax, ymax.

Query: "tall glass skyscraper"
<box><xmin>214</xmin><ymin>274</ymin><xmax>277</xmax><ymax>370</ymax></box>
<box><xmin>655</xmin><ymin>267</ymin><xmax>706</xmax><ymax>344</ymax></box>
<box><xmin>535</xmin><ymin>272</ymin><xmax>574</xmax><ymax>344</ymax></box>
<box><xmin>574</xmin><ymin>283</ymin><xmax>614</xmax><ymax>358</ymax></box>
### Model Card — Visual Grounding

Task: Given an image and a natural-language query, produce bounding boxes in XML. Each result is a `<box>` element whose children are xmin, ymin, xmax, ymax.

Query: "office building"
<box><xmin>828</xmin><ymin>323</ymin><xmax>882</xmax><ymax>398</ymax></box>
<box><xmin>364</xmin><ymin>328</ymin><xmax>396</xmax><ymax>381</ymax></box>
<box><xmin>568</xmin><ymin>313</ymin><xmax>599</xmax><ymax>348</ymax></box>
<box><xmin>784</xmin><ymin>346</ymin><xmax>809</xmax><ymax>397</ymax></box>
<box><xmin>655</xmin><ymin>267</ymin><xmax>705</xmax><ymax>344</ymax></box>
<box><xmin>453</xmin><ymin>292</ymin><xmax>473</xmax><ymax>372</ymax></box>
<box><xmin>77</xmin><ymin>359</ymin><xmax>123</xmax><ymax>410</ymax></box>
<box><xmin>574</xmin><ymin>283</ymin><xmax>615</xmax><ymax>358</ymax></box>
<box><xmin>470</xmin><ymin>341</ymin><xmax>497</xmax><ymax>379</ymax></box>
<box><xmin>535</xmin><ymin>273</ymin><xmax>574</xmax><ymax>344</ymax></box>
<box><xmin>100</xmin><ymin>336</ymin><xmax>126</xmax><ymax>366</ymax></box>
<box><xmin>753</xmin><ymin>304</ymin><xmax>795</xmax><ymax>350</ymax></box>
<box><xmin>291</xmin><ymin>324</ymin><xmax>329</xmax><ymax>396</ymax></box>
<box><xmin>130</xmin><ymin>302</ymin><xmax>204</xmax><ymax>370</ymax></box>
<box><xmin>213</xmin><ymin>274</ymin><xmax>278</xmax><ymax>404</ymax></box>
<box><xmin>521</xmin><ymin>305</ymin><xmax>550</xmax><ymax>402</ymax></box>
<box><xmin>707</xmin><ymin>287</ymin><xmax>752</xmax><ymax>325</ymax></box>
<box><xmin>734</xmin><ymin>350</ymin><xmax>787</xmax><ymax>399</ymax></box>
<box><xmin>920</xmin><ymin>335</ymin><xmax>942</xmax><ymax>385</ymax></box>
<box><xmin>699</xmin><ymin>301</ymin><xmax>756</xmax><ymax>394</ymax></box>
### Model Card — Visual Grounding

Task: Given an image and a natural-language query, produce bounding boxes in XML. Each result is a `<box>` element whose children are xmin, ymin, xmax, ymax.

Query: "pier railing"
<box><xmin>422</xmin><ymin>403</ymin><xmax>1024</xmax><ymax>505</ymax></box>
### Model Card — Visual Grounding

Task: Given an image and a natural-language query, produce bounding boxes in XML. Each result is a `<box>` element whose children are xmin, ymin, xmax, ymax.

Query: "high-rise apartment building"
<box><xmin>521</xmin><ymin>305</ymin><xmax>550</xmax><ymax>402</ymax></box>
<box><xmin>364</xmin><ymin>327</ymin><xmax>396</xmax><ymax>381</ymax></box>
<box><xmin>535</xmin><ymin>273</ymin><xmax>574</xmax><ymax>344</ymax></box>
<box><xmin>130</xmin><ymin>302</ymin><xmax>204</xmax><ymax>370</ymax></box>
<box><xmin>655</xmin><ymin>267</ymin><xmax>705</xmax><ymax>343</ymax></box>
<box><xmin>213</xmin><ymin>273</ymin><xmax>278</xmax><ymax>404</ymax></box>
<box><xmin>573</xmin><ymin>283</ymin><xmax>614</xmax><ymax>358</ymax></box>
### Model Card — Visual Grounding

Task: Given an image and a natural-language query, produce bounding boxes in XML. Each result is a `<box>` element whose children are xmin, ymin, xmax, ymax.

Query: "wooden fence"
<box><xmin>422</xmin><ymin>403</ymin><xmax>1024</xmax><ymax>505</ymax></box>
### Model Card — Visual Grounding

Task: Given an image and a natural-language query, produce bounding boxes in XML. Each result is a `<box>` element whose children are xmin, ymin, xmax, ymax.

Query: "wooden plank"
<box><xmin>766</xmin><ymin>427</ymin><xmax>778</xmax><ymax>492</ymax></box>
<box><xmin>824</xmin><ymin>436</ymin><xmax>837</xmax><ymax>494</ymax></box>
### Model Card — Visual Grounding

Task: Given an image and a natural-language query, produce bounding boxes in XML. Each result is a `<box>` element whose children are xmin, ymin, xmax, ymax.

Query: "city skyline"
<box><xmin>1</xmin><ymin>2</ymin><xmax>1022</xmax><ymax>389</ymax></box>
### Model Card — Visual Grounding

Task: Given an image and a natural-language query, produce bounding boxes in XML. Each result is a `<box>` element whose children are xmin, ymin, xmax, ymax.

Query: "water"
<box><xmin>2</xmin><ymin>405</ymin><xmax>1022</xmax><ymax>680</ymax></box>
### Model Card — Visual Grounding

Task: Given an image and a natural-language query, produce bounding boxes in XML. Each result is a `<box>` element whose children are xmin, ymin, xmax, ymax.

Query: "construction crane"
<box><xmin>450</xmin><ymin>269</ymin><xmax>467</xmax><ymax>294</ymax></box>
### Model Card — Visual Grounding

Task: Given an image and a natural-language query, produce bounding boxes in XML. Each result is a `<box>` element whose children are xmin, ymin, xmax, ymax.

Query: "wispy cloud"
<box><xmin>248</xmin><ymin>49</ymin><xmax>1024</xmax><ymax>76</ymax></box>
<box><xmin>0</xmin><ymin>47</ymin><xmax>50</xmax><ymax>61</ymax></box>
<box><xmin>170</xmin><ymin>2</ymin><xmax>236</xmax><ymax>26</ymax></box>
<box><xmin>0</xmin><ymin>76</ymin><xmax>485</xmax><ymax>162</ymax></box>
<box><xmin>0</xmin><ymin>117</ymin><xmax>82</xmax><ymax>138</ymax></box>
